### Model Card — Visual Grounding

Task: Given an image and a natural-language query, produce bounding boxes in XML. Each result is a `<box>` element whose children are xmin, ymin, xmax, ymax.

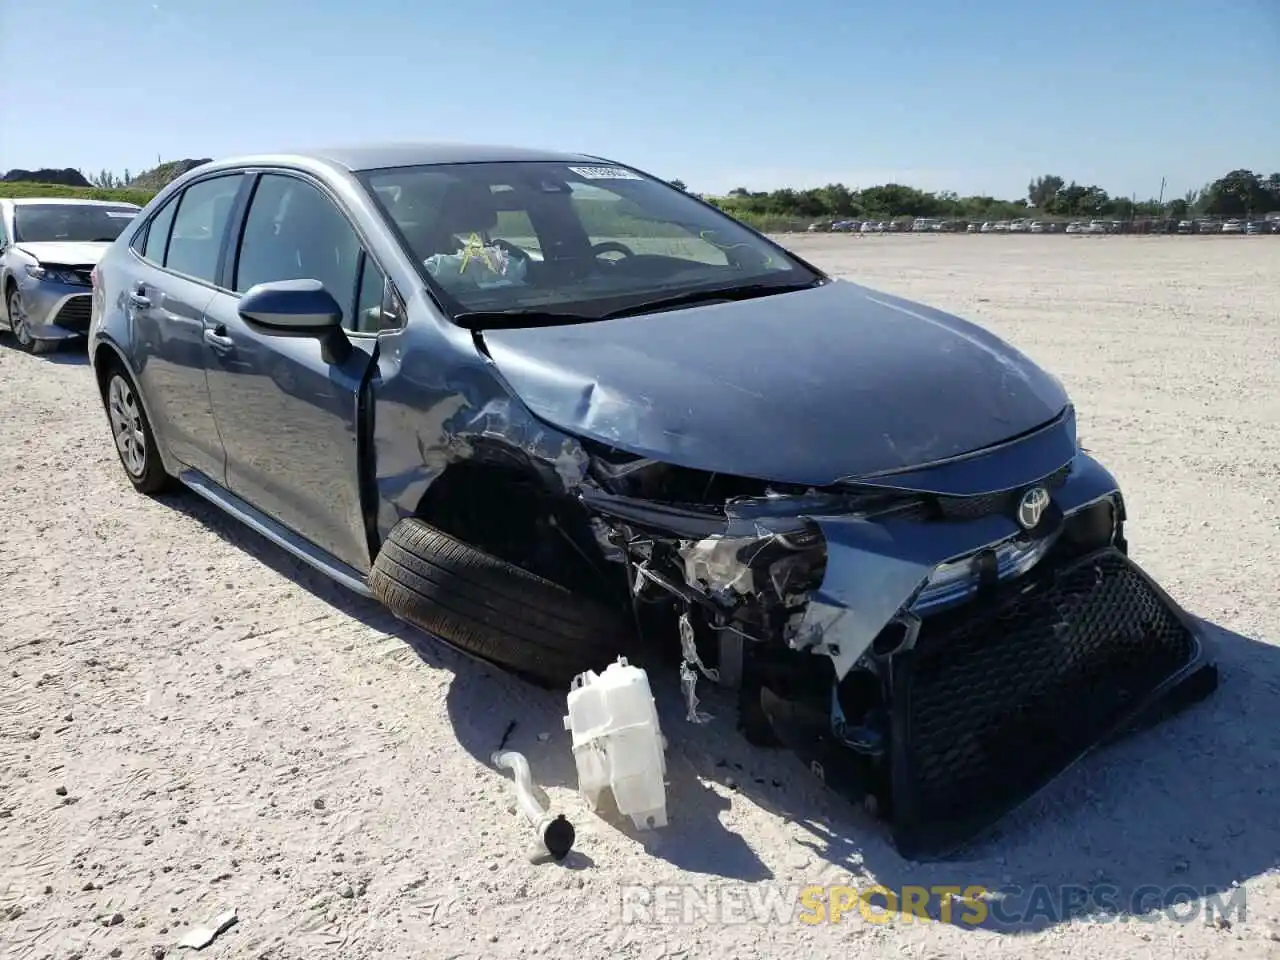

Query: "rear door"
<box><xmin>202</xmin><ymin>170</ymin><xmax>386</xmax><ymax>573</ymax></box>
<box><xmin>124</xmin><ymin>173</ymin><xmax>245</xmax><ymax>480</ymax></box>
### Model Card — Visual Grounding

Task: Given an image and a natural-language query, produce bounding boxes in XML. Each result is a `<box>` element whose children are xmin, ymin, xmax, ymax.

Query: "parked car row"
<box><xmin>808</xmin><ymin>215</ymin><xmax>1280</xmax><ymax>236</ymax></box>
<box><xmin>0</xmin><ymin>142</ymin><xmax>1219</xmax><ymax>860</ymax></box>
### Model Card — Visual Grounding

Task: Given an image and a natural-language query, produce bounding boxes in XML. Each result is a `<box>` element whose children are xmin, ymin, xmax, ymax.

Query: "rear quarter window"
<box><xmin>139</xmin><ymin>196</ymin><xmax>180</xmax><ymax>264</ymax></box>
<box><xmin>164</xmin><ymin>175</ymin><xmax>243</xmax><ymax>283</ymax></box>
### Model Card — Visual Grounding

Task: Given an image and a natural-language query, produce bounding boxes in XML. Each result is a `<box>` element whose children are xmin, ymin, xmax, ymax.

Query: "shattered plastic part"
<box><xmin>678</xmin><ymin>612</ymin><xmax>720</xmax><ymax>683</ymax></box>
<box><xmin>678</xmin><ymin>612</ymin><xmax>720</xmax><ymax>723</ymax></box>
<box><xmin>797</xmin><ymin>454</ymin><xmax>1124</xmax><ymax>681</ymax></box>
<box><xmin>678</xmin><ymin>536</ymin><xmax>758</xmax><ymax>596</ymax></box>
<box><xmin>177</xmin><ymin>908</ymin><xmax>238</xmax><ymax>950</ymax></box>
<box><xmin>681</xmin><ymin>661</ymin><xmax>713</xmax><ymax>723</ymax></box>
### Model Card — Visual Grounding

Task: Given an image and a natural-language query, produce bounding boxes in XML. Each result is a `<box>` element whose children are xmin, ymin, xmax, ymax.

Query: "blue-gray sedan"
<box><xmin>87</xmin><ymin>143</ymin><xmax>1217</xmax><ymax>857</ymax></box>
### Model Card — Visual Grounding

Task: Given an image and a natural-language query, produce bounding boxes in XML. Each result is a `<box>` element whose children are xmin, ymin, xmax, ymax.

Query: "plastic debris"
<box><xmin>177</xmin><ymin>907</ymin><xmax>237</xmax><ymax>950</ymax></box>
<box><xmin>491</xmin><ymin>750</ymin><xmax>575</xmax><ymax>862</ymax></box>
<box><xmin>678</xmin><ymin>612</ymin><xmax>717</xmax><ymax>723</ymax></box>
<box><xmin>679</xmin><ymin>661</ymin><xmax>712</xmax><ymax>724</ymax></box>
<box><xmin>564</xmin><ymin>657</ymin><xmax>668</xmax><ymax>829</ymax></box>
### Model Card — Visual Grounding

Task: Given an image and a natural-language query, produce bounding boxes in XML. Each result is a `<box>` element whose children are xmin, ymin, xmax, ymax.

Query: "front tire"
<box><xmin>369</xmin><ymin>519</ymin><xmax>638</xmax><ymax>688</ymax></box>
<box><xmin>7</xmin><ymin>288</ymin><xmax>56</xmax><ymax>355</ymax></box>
<box><xmin>103</xmin><ymin>365</ymin><xmax>171</xmax><ymax>494</ymax></box>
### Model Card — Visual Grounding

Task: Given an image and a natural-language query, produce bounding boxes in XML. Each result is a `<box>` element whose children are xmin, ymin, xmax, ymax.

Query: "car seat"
<box><xmin>420</xmin><ymin>180</ymin><xmax>500</xmax><ymax>256</ymax></box>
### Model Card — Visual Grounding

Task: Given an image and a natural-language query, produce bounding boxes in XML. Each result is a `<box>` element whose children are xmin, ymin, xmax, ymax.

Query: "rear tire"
<box><xmin>101</xmin><ymin>363</ymin><xmax>171</xmax><ymax>495</ymax></box>
<box><xmin>369</xmin><ymin>518</ymin><xmax>637</xmax><ymax>688</ymax></box>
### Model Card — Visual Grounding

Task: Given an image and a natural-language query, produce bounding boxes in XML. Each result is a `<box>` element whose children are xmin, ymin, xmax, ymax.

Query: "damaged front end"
<box><xmin>577</xmin><ymin>434</ymin><xmax>1219</xmax><ymax>859</ymax></box>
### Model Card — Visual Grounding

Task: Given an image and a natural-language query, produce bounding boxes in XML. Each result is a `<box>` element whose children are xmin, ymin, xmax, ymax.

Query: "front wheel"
<box><xmin>7</xmin><ymin>288</ymin><xmax>56</xmax><ymax>355</ymax></box>
<box><xmin>103</xmin><ymin>366</ymin><xmax>171</xmax><ymax>494</ymax></box>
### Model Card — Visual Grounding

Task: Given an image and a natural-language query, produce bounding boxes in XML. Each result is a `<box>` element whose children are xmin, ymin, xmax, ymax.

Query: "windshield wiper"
<box><xmin>452</xmin><ymin>308</ymin><xmax>602</xmax><ymax>330</ymax></box>
<box><xmin>599</xmin><ymin>278</ymin><xmax>822</xmax><ymax>320</ymax></box>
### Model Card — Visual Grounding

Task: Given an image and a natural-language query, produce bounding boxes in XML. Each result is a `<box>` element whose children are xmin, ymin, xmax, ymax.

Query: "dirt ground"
<box><xmin>2</xmin><ymin>235</ymin><xmax>1278</xmax><ymax>960</ymax></box>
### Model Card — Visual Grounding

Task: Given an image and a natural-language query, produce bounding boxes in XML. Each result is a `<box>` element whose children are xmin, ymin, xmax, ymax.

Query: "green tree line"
<box><xmin>6</xmin><ymin>166</ymin><xmax>1277</xmax><ymax>233</ymax></box>
<box><xmin>695</xmin><ymin>168</ymin><xmax>1280</xmax><ymax>230</ymax></box>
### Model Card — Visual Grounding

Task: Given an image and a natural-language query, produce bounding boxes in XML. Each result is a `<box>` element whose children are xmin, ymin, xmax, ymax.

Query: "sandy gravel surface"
<box><xmin>2</xmin><ymin>235</ymin><xmax>1278</xmax><ymax>960</ymax></box>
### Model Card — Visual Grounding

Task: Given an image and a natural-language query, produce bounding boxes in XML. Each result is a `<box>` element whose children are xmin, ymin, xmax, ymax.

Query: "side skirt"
<box><xmin>178</xmin><ymin>469</ymin><xmax>374</xmax><ymax>598</ymax></box>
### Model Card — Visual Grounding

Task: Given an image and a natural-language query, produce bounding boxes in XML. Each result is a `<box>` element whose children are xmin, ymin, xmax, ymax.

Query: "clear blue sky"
<box><xmin>2</xmin><ymin>0</ymin><xmax>1276</xmax><ymax>200</ymax></box>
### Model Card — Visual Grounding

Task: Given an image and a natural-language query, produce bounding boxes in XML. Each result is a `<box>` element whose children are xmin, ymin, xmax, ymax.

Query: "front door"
<box><xmin>129</xmin><ymin>173</ymin><xmax>245</xmax><ymax>480</ymax></box>
<box><xmin>203</xmin><ymin>172</ymin><xmax>381</xmax><ymax>573</ymax></box>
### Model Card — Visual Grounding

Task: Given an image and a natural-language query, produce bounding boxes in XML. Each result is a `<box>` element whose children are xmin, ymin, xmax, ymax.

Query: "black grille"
<box><xmin>893</xmin><ymin>548</ymin><xmax>1198</xmax><ymax>855</ymax></box>
<box><xmin>52</xmin><ymin>296</ymin><xmax>91</xmax><ymax>333</ymax></box>
<box><xmin>933</xmin><ymin>462</ymin><xmax>1071</xmax><ymax>522</ymax></box>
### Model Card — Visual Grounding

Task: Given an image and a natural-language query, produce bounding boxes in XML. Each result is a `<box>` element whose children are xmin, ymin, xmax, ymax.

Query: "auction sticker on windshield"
<box><xmin>105</xmin><ymin>211</ymin><xmax>137</xmax><ymax>218</ymax></box>
<box><xmin>568</xmin><ymin>166</ymin><xmax>642</xmax><ymax>180</ymax></box>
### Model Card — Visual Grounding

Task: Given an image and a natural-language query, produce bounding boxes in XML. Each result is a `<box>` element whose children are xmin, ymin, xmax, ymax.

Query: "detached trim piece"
<box><xmin>888</xmin><ymin>547</ymin><xmax>1217</xmax><ymax>859</ymax></box>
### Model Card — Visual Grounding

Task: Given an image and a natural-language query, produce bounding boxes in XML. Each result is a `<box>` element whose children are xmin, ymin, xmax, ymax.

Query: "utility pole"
<box><xmin>1158</xmin><ymin>176</ymin><xmax>1166</xmax><ymax>207</ymax></box>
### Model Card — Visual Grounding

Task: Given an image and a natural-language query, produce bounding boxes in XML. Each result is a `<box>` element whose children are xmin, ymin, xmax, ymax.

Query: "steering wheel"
<box><xmin>488</xmin><ymin>238</ymin><xmax>532</xmax><ymax>264</ymax></box>
<box><xmin>591</xmin><ymin>240</ymin><xmax>635</xmax><ymax>260</ymax></box>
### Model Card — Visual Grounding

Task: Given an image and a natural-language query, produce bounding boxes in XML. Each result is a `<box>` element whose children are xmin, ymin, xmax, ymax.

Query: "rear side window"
<box><xmin>141</xmin><ymin>196</ymin><xmax>179</xmax><ymax>264</ymax></box>
<box><xmin>165</xmin><ymin>175</ymin><xmax>242</xmax><ymax>284</ymax></box>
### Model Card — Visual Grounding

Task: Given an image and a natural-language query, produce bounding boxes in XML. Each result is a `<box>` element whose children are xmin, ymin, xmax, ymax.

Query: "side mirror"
<box><xmin>238</xmin><ymin>278</ymin><xmax>343</xmax><ymax>334</ymax></box>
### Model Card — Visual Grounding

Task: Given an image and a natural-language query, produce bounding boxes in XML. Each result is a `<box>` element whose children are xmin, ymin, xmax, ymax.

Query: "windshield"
<box><xmin>358</xmin><ymin>161</ymin><xmax>820</xmax><ymax>323</ymax></box>
<box><xmin>13</xmin><ymin>204</ymin><xmax>138</xmax><ymax>244</ymax></box>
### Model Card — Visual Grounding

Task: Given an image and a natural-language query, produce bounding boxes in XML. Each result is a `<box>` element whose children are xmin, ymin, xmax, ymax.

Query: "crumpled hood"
<box><xmin>14</xmin><ymin>241</ymin><xmax>111</xmax><ymax>266</ymax></box>
<box><xmin>479</xmin><ymin>278</ymin><xmax>1070</xmax><ymax>486</ymax></box>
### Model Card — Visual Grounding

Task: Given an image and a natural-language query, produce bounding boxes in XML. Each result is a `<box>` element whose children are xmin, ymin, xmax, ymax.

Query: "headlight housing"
<box><xmin>25</xmin><ymin>264</ymin><xmax>84</xmax><ymax>285</ymax></box>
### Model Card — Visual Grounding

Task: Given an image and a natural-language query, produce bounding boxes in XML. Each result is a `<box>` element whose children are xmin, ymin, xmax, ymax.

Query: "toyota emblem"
<box><xmin>1017</xmin><ymin>486</ymin><xmax>1050</xmax><ymax>530</ymax></box>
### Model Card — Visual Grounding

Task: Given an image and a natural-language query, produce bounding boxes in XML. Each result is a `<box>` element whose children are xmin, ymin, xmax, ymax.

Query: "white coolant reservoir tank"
<box><xmin>563</xmin><ymin>657</ymin><xmax>668</xmax><ymax>830</ymax></box>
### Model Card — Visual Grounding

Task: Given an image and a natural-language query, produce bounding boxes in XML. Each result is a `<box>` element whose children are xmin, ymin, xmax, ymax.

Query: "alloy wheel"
<box><xmin>8</xmin><ymin>290</ymin><xmax>32</xmax><ymax>347</ymax></box>
<box><xmin>107</xmin><ymin>375</ymin><xmax>148</xmax><ymax>477</ymax></box>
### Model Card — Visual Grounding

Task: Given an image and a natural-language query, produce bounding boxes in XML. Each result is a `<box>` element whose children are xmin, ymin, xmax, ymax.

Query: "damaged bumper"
<box><xmin>580</xmin><ymin>447</ymin><xmax>1220</xmax><ymax>857</ymax></box>
<box><xmin>798</xmin><ymin>451</ymin><xmax>1126</xmax><ymax>680</ymax></box>
<box><xmin>884</xmin><ymin>548</ymin><xmax>1216</xmax><ymax>858</ymax></box>
<box><xmin>764</xmin><ymin>543</ymin><xmax>1217</xmax><ymax>859</ymax></box>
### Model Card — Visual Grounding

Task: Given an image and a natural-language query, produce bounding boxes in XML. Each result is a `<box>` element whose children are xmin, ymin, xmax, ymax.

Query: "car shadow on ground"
<box><xmin>161</xmin><ymin>489</ymin><xmax>1280</xmax><ymax>931</ymax></box>
<box><xmin>0</xmin><ymin>339</ymin><xmax>90</xmax><ymax>363</ymax></box>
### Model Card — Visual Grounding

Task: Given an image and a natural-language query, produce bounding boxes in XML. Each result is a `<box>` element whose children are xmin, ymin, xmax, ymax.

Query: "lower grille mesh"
<box><xmin>896</xmin><ymin>549</ymin><xmax>1196</xmax><ymax>847</ymax></box>
<box><xmin>52</xmin><ymin>296</ymin><xmax>91</xmax><ymax>333</ymax></box>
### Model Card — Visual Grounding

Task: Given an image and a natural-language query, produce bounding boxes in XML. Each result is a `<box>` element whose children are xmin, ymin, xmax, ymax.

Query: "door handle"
<box><xmin>128</xmin><ymin>289</ymin><xmax>151</xmax><ymax>308</ymax></box>
<box><xmin>203</xmin><ymin>327</ymin><xmax>234</xmax><ymax>352</ymax></box>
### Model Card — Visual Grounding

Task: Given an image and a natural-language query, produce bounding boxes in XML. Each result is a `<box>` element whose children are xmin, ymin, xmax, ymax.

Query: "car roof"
<box><xmin>209</xmin><ymin>142</ymin><xmax>609</xmax><ymax>174</ymax></box>
<box><xmin>2</xmin><ymin>197</ymin><xmax>140</xmax><ymax>208</ymax></box>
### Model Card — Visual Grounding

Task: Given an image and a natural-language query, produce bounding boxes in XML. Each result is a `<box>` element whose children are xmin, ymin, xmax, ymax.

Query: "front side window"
<box><xmin>165</xmin><ymin>175</ymin><xmax>243</xmax><ymax>283</ymax></box>
<box><xmin>234</xmin><ymin>174</ymin><xmax>363</xmax><ymax>325</ymax></box>
<box><xmin>359</xmin><ymin>161</ymin><xmax>818</xmax><ymax>325</ymax></box>
<box><xmin>12</xmin><ymin>203</ymin><xmax>138</xmax><ymax>244</ymax></box>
